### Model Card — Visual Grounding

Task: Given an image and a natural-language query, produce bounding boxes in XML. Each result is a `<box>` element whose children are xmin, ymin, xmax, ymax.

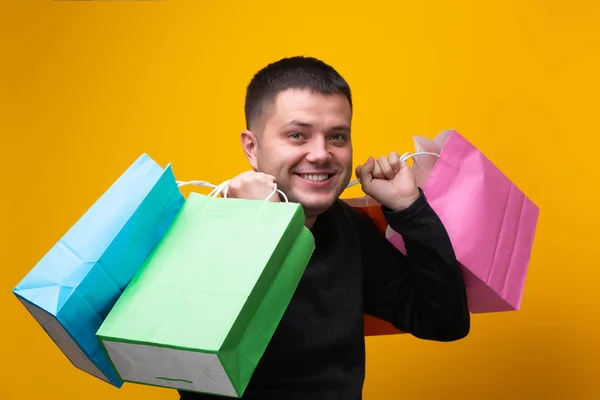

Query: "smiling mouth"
<box><xmin>297</xmin><ymin>173</ymin><xmax>332</xmax><ymax>183</ymax></box>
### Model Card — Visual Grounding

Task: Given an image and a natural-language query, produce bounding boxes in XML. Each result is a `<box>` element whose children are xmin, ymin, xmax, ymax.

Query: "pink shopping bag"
<box><xmin>386</xmin><ymin>130</ymin><xmax>540</xmax><ymax>313</ymax></box>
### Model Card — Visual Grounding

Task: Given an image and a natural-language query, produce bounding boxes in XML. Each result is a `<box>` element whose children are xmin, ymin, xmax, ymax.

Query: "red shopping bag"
<box><xmin>343</xmin><ymin>197</ymin><xmax>406</xmax><ymax>337</ymax></box>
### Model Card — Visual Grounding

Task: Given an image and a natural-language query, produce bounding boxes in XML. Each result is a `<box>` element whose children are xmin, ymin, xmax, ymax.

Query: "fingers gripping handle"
<box><xmin>347</xmin><ymin>150</ymin><xmax>440</xmax><ymax>188</ymax></box>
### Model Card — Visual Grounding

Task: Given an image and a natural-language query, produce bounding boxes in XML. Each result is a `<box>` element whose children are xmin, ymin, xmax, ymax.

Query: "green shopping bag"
<box><xmin>96</xmin><ymin>190</ymin><xmax>314</xmax><ymax>397</ymax></box>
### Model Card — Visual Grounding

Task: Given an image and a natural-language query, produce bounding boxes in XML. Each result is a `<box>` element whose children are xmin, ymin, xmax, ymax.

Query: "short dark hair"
<box><xmin>244</xmin><ymin>56</ymin><xmax>352</xmax><ymax>130</ymax></box>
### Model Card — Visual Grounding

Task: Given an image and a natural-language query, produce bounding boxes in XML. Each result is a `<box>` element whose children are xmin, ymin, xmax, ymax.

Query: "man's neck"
<box><xmin>305</xmin><ymin>216</ymin><xmax>317</xmax><ymax>230</ymax></box>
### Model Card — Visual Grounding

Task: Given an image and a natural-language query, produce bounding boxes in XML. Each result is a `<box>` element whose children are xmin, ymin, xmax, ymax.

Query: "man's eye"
<box><xmin>330</xmin><ymin>134</ymin><xmax>347</xmax><ymax>141</ymax></box>
<box><xmin>290</xmin><ymin>132</ymin><xmax>303</xmax><ymax>139</ymax></box>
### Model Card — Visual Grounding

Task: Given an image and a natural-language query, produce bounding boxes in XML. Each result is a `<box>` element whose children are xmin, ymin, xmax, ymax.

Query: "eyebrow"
<box><xmin>285</xmin><ymin>120</ymin><xmax>350</xmax><ymax>132</ymax></box>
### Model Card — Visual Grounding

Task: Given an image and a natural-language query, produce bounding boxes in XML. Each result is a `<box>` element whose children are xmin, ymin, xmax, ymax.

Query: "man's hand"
<box><xmin>225</xmin><ymin>171</ymin><xmax>280</xmax><ymax>202</ymax></box>
<box><xmin>355</xmin><ymin>152</ymin><xmax>420</xmax><ymax>212</ymax></box>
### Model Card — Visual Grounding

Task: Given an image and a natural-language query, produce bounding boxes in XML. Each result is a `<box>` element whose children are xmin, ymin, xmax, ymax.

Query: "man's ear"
<box><xmin>241</xmin><ymin>129</ymin><xmax>259</xmax><ymax>171</ymax></box>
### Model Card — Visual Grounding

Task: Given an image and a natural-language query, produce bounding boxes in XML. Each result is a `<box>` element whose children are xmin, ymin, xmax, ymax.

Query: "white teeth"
<box><xmin>300</xmin><ymin>174</ymin><xmax>330</xmax><ymax>182</ymax></box>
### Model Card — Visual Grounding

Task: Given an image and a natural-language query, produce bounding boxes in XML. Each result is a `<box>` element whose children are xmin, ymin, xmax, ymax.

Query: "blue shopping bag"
<box><xmin>13</xmin><ymin>153</ymin><xmax>185</xmax><ymax>387</ymax></box>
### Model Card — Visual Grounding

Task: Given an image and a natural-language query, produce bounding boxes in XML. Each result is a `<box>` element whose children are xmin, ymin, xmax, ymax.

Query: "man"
<box><xmin>179</xmin><ymin>56</ymin><xmax>469</xmax><ymax>400</ymax></box>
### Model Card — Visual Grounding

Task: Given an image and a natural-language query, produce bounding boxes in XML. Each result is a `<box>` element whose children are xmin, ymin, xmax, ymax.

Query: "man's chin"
<box><xmin>294</xmin><ymin>196</ymin><xmax>337</xmax><ymax>216</ymax></box>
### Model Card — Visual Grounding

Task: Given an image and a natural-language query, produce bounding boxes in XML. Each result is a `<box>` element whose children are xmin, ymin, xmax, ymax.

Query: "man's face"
<box><xmin>242</xmin><ymin>88</ymin><xmax>353</xmax><ymax>218</ymax></box>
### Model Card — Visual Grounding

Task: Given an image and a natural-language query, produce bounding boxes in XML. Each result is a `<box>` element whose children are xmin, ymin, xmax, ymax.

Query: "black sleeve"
<box><xmin>359</xmin><ymin>189</ymin><xmax>470</xmax><ymax>341</ymax></box>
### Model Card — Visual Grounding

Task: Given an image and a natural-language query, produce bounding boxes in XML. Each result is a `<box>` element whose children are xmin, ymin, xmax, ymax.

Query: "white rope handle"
<box><xmin>346</xmin><ymin>151</ymin><xmax>440</xmax><ymax>188</ymax></box>
<box><xmin>177</xmin><ymin>180</ymin><xmax>217</xmax><ymax>189</ymax></box>
<box><xmin>176</xmin><ymin>179</ymin><xmax>289</xmax><ymax>203</ymax></box>
<box><xmin>176</xmin><ymin>180</ymin><xmax>222</xmax><ymax>197</ymax></box>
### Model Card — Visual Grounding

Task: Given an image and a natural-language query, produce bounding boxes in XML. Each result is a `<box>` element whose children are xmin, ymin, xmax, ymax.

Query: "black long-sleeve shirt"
<box><xmin>179</xmin><ymin>189</ymin><xmax>470</xmax><ymax>400</ymax></box>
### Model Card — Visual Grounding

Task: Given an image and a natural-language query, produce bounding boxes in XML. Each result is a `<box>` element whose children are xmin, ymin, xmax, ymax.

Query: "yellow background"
<box><xmin>1</xmin><ymin>0</ymin><xmax>598</xmax><ymax>399</ymax></box>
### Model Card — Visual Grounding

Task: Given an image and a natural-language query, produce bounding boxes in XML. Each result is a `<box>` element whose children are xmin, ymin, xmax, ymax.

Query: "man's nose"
<box><xmin>305</xmin><ymin>138</ymin><xmax>332</xmax><ymax>164</ymax></box>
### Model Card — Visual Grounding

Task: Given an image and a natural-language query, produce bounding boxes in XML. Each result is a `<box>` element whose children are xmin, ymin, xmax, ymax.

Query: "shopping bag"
<box><xmin>343</xmin><ymin>196</ymin><xmax>388</xmax><ymax>236</ymax></box>
<box><xmin>12</xmin><ymin>153</ymin><xmax>185</xmax><ymax>387</ymax></box>
<box><xmin>96</xmin><ymin>189</ymin><xmax>315</xmax><ymax>398</ymax></box>
<box><xmin>386</xmin><ymin>130</ymin><xmax>540</xmax><ymax>313</ymax></box>
<box><xmin>342</xmin><ymin>196</ymin><xmax>406</xmax><ymax>336</ymax></box>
